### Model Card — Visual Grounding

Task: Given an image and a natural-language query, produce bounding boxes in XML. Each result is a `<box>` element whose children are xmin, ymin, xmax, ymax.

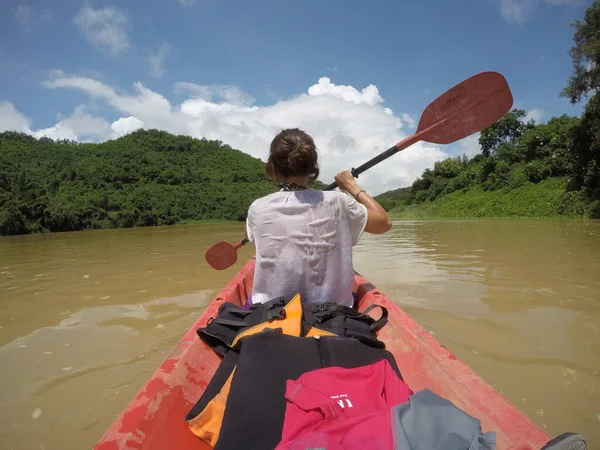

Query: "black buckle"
<box><xmin>311</xmin><ymin>303</ymin><xmax>327</xmax><ymax>312</ymax></box>
<box><xmin>311</xmin><ymin>303</ymin><xmax>329</xmax><ymax>323</ymax></box>
<box><xmin>266</xmin><ymin>296</ymin><xmax>285</xmax><ymax>310</ymax></box>
<box><xmin>268</xmin><ymin>308</ymin><xmax>286</xmax><ymax>321</ymax></box>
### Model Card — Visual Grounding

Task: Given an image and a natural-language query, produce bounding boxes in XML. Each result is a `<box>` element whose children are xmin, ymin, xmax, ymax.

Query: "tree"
<box><xmin>560</xmin><ymin>1</ymin><xmax>600</xmax><ymax>207</ymax></box>
<box><xmin>433</xmin><ymin>158</ymin><xmax>463</xmax><ymax>178</ymax></box>
<box><xmin>560</xmin><ymin>1</ymin><xmax>600</xmax><ymax>104</ymax></box>
<box><xmin>570</xmin><ymin>95</ymin><xmax>600</xmax><ymax>199</ymax></box>
<box><xmin>478</xmin><ymin>109</ymin><xmax>533</xmax><ymax>157</ymax></box>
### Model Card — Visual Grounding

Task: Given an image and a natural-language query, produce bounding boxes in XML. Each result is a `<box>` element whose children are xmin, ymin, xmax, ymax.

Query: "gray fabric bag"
<box><xmin>392</xmin><ymin>388</ymin><xmax>496</xmax><ymax>450</ymax></box>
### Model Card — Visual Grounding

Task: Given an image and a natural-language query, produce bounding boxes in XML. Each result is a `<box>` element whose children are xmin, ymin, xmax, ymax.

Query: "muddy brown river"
<box><xmin>1</xmin><ymin>220</ymin><xmax>599</xmax><ymax>449</ymax></box>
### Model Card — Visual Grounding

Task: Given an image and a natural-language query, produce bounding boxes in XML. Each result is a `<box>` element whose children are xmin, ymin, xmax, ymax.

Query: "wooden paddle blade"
<box><xmin>416</xmin><ymin>71</ymin><xmax>513</xmax><ymax>145</ymax></box>
<box><xmin>205</xmin><ymin>241</ymin><xmax>238</xmax><ymax>270</ymax></box>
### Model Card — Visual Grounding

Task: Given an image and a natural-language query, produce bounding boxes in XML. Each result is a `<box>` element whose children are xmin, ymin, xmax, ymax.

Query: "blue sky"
<box><xmin>0</xmin><ymin>0</ymin><xmax>593</xmax><ymax>193</ymax></box>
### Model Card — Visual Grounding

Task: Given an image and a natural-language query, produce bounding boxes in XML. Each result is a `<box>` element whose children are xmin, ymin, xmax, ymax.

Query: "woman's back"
<box><xmin>246</xmin><ymin>189</ymin><xmax>367</xmax><ymax>307</ymax></box>
<box><xmin>245</xmin><ymin>127</ymin><xmax>391</xmax><ymax>308</ymax></box>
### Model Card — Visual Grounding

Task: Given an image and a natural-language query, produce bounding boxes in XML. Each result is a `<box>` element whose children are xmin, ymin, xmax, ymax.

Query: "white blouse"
<box><xmin>246</xmin><ymin>189</ymin><xmax>368</xmax><ymax>307</ymax></box>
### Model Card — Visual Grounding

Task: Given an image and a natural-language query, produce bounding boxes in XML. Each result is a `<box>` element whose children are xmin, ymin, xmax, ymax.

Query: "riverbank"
<box><xmin>176</xmin><ymin>219</ymin><xmax>238</xmax><ymax>225</ymax></box>
<box><xmin>388</xmin><ymin>178</ymin><xmax>594</xmax><ymax>219</ymax></box>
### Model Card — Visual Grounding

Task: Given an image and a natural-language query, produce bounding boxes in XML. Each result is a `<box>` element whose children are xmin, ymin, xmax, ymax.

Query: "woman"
<box><xmin>245</xmin><ymin>128</ymin><xmax>392</xmax><ymax>307</ymax></box>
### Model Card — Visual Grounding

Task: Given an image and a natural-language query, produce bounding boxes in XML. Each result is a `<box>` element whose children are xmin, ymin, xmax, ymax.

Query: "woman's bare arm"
<box><xmin>334</xmin><ymin>170</ymin><xmax>392</xmax><ymax>234</ymax></box>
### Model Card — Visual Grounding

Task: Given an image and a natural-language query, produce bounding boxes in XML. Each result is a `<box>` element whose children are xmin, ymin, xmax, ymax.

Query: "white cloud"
<box><xmin>43</xmin><ymin>73</ymin><xmax>174</xmax><ymax>124</ymax></box>
<box><xmin>401</xmin><ymin>113</ymin><xmax>417</xmax><ymax>129</ymax></box>
<box><xmin>544</xmin><ymin>0</ymin><xmax>580</xmax><ymax>4</ymax></box>
<box><xmin>14</xmin><ymin>5</ymin><xmax>52</xmax><ymax>32</ymax></box>
<box><xmin>32</xmin><ymin>105</ymin><xmax>112</xmax><ymax>141</ymax></box>
<box><xmin>173</xmin><ymin>82</ymin><xmax>209</xmax><ymax>97</ymax></box>
<box><xmin>32</xmin><ymin>74</ymin><xmax>454</xmax><ymax>195</ymax></box>
<box><xmin>499</xmin><ymin>0</ymin><xmax>537</xmax><ymax>24</ymax></box>
<box><xmin>457</xmin><ymin>133</ymin><xmax>482</xmax><ymax>158</ymax></box>
<box><xmin>499</xmin><ymin>0</ymin><xmax>581</xmax><ymax>24</ymax></box>
<box><xmin>147</xmin><ymin>42</ymin><xmax>172</xmax><ymax>78</ymax></box>
<box><xmin>307</xmin><ymin>77</ymin><xmax>383</xmax><ymax>106</ymax></box>
<box><xmin>0</xmin><ymin>101</ymin><xmax>142</xmax><ymax>142</ymax></box>
<box><xmin>0</xmin><ymin>101</ymin><xmax>32</xmax><ymax>133</ymax></box>
<box><xmin>174</xmin><ymin>82</ymin><xmax>256</xmax><ymax>106</ymax></box>
<box><xmin>111</xmin><ymin>116</ymin><xmax>145</xmax><ymax>138</ymax></box>
<box><xmin>178</xmin><ymin>0</ymin><xmax>197</xmax><ymax>6</ymax></box>
<box><xmin>523</xmin><ymin>108</ymin><xmax>545</xmax><ymax>124</ymax></box>
<box><xmin>74</xmin><ymin>1</ymin><xmax>130</xmax><ymax>56</ymax></box>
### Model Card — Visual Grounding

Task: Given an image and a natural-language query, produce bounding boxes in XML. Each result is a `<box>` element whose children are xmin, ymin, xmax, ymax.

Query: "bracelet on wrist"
<box><xmin>354</xmin><ymin>189</ymin><xmax>366</xmax><ymax>200</ymax></box>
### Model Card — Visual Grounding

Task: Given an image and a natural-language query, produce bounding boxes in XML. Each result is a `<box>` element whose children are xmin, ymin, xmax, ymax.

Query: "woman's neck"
<box><xmin>283</xmin><ymin>175</ymin><xmax>309</xmax><ymax>188</ymax></box>
<box><xmin>278</xmin><ymin>175</ymin><xmax>309</xmax><ymax>191</ymax></box>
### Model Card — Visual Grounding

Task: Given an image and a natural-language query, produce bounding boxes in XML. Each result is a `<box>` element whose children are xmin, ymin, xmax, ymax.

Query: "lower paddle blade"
<box><xmin>417</xmin><ymin>71</ymin><xmax>513</xmax><ymax>145</ymax></box>
<box><xmin>205</xmin><ymin>241</ymin><xmax>238</xmax><ymax>270</ymax></box>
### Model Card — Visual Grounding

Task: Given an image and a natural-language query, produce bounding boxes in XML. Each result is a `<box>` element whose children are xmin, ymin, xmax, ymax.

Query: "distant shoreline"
<box><xmin>387</xmin><ymin>178</ymin><xmax>594</xmax><ymax>220</ymax></box>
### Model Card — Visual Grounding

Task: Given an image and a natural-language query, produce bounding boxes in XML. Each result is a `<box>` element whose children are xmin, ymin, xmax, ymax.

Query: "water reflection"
<box><xmin>1</xmin><ymin>220</ymin><xmax>599</xmax><ymax>448</ymax></box>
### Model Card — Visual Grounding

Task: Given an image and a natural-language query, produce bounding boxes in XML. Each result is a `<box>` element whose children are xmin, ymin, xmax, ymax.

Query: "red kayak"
<box><xmin>94</xmin><ymin>258</ymin><xmax>551</xmax><ymax>449</ymax></box>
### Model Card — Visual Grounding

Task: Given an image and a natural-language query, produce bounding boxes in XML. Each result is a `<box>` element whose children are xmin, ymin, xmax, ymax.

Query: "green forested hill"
<box><xmin>0</xmin><ymin>130</ymin><xmax>286</xmax><ymax>235</ymax></box>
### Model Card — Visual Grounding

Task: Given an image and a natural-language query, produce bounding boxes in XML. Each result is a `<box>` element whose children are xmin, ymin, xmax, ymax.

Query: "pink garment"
<box><xmin>276</xmin><ymin>360</ymin><xmax>413</xmax><ymax>450</ymax></box>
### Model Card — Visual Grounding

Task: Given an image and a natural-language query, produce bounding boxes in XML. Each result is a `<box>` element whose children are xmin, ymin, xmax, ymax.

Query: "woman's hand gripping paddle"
<box><xmin>205</xmin><ymin>71</ymin><xmax>513</xmax><ymax>270</ymax></box>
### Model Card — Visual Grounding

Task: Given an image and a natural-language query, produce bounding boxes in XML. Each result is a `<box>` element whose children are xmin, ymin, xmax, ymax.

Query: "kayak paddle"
<box><xmin>205</xmin><ymin>71</ymin><xmax>514</xmax><ymax>270</ymax></box>
<box><xmin>205</xmin><ymin>238</ymin><xmax>249</xmax><ymax>271</ymax></box>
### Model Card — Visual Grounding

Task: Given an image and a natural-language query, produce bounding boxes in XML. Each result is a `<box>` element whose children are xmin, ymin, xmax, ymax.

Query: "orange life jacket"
<box><xmin>188</xmin><ymin>293</ymin><xmax>317</xmax><ymax>445</ymax></box>
<box><xmin>186</xmin><ymin>294</ymin><xmax>387</xmax><ymax>447</ymax></box>
<box><xmin>188</xmin><ymin>293</ymin><xmax>388</xmax><ymax>446</ymax></box>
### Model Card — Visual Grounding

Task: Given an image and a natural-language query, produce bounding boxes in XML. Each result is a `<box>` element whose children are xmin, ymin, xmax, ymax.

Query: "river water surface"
<box><xmin>1</xmin><ymin>220</ymin><xmax>599</xmax><ymax>449</ymax></box>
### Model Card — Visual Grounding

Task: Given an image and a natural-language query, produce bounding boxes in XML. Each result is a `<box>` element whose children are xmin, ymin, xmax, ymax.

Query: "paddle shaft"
<box><xmin>323</xmin><ymin>127</ymin><xmax>428</xmax><ymax>191</ymax></box>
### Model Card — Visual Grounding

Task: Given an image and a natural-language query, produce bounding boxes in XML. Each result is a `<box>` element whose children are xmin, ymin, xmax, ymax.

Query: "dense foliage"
<box><xmin>0</xmin><ymin>130</ymin><xmax>288</xmax><ymax>235</ymax></box>
<box><xmin>560</xmin><ymin>1</ymin><xmax>600</xmax><ymax>105</ymax></box>
<box><xmin>376</xmin><ymin>1</ymin><xmax>600</xmax><ymax>219</ymax></box>
<box><xmin>372</xmin><ymin>187</ymin><xmax>412</xmax><ymax>212</ymax></box>
<box><xmin>561</xmin><ymin>0</ymin><xmax>600</xmax><ymax>204</ymax></box>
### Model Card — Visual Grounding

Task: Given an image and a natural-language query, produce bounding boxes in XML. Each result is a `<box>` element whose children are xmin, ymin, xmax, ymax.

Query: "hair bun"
<box><xmin>266</xmin><ymin>128</ymin><xmax>320</xmax><ymax>181</ymax></box>
<box><xmin>287</xmin><ymin>145</ymin><xmax>307</xmax><ymax>170</ymax></box>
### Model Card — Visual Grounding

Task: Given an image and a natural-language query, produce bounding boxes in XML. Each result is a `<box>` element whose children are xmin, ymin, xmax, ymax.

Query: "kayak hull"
<box><xmin>94</xmin><ymin>258</ymin><xmax>551</xmax><ymax>450</ymax></box>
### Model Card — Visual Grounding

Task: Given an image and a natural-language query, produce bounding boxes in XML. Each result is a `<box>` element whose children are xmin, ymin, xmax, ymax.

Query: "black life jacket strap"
<box><xmin>207</xmin><ymin>317</ymin><xmax>250</xmax><ymax>328</ymax></box>
<box><xmin>197</xmin><ymin>295</ymin><xmax>290</xmax><ymax>356</ymax></box>
<box><xmin>362</xmin><ymin>304</ymin><xmax>389</xmax><ymax>332</ymax></box>
<box><xmin>309</xmin><ymin>303</ymin><xmax>388</xmax><ymax>333</ymax></box>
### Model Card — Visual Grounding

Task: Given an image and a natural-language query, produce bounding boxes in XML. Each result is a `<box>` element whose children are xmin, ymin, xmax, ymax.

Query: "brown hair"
<box><xmin>266</xmin><ymin>128</ymin><xmax>320</xmax><ymax>181</ymax></box>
